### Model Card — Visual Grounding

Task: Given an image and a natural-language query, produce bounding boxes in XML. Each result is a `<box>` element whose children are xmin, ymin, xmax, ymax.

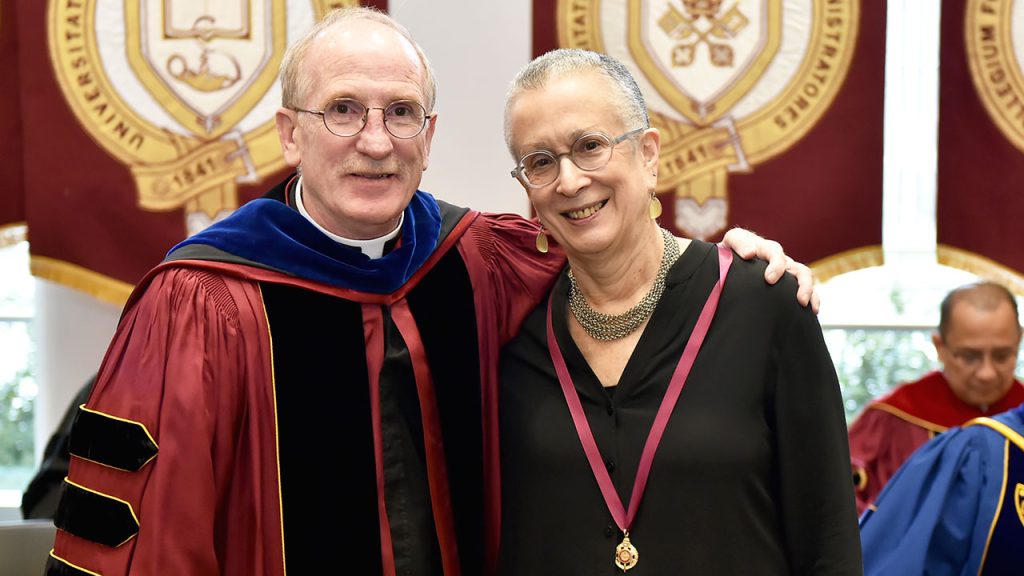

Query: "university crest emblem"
<box><xmin>48</xmin><ymin>0</ymin><xmax>357</xmax><ymax>235</ymax></box>
<box><xmin>965</xmin><ymin>0</ymin><xmax>1024</xmax><ymax>156</ymax></box>
<box><xmin>558</xmin><ymin>0</ymin><xmax>858</xmax><ymax>239</ymax></box>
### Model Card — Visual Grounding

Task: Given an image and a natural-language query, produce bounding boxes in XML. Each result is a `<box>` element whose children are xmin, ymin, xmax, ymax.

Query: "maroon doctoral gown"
<box><xmin>848</xmin><ymin>370</ymin><xmax>1024</xmax><ymax>514</ymax></box>
<box><xmin>47</xmin><ymin>176</ymin><xmax>563</xmax><ymax>576</ymax></box>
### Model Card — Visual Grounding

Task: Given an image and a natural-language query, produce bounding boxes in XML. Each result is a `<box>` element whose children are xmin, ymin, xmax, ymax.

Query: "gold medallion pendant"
<box><xmin>614</xmin><ymin>533</ymin><xmax>639</xmax><ymax>571</ymax></box>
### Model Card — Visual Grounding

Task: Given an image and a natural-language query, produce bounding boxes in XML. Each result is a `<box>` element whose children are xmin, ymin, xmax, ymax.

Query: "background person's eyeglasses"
<box><xmin>292</xmin><ymin>98</ymin><xmax>430</xmax><ymax>139</ymax></box>
<box><xmin>511</xmin><ymin>128</ymin><xmax>645</xmax><ymax>188</ymax></box>
<box><xmin>948</xmin><ymin>346</ymin><xmax>1018</xmax><ymax>369</ymax></box>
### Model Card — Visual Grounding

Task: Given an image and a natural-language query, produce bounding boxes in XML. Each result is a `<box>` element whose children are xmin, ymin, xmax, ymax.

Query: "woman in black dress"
<box><xmin>498</xmin><ymin>49</ymin><xmax>861</xmax><ymax>575</ymax></box>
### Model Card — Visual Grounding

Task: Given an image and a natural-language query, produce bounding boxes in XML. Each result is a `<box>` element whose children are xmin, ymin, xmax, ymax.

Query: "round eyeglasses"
<box><xmin>292</xmin><ymin>98</ymin><xmax>430</xmax><ymax>139</ymax></box>
<box><xmin>510</xmin><ymin>128</ymin><xmax>645</xmax><ymax>188</ymax></box>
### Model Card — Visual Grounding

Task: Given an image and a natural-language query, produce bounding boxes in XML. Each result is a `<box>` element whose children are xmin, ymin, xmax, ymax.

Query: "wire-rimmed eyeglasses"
<box><xmin>510</xmin><ymin>128</ymin><xmax>645</xmax><ymax>188</ymax></box>
<box><xmin>292</xmin><ymin>98</ymin><xmax>430</xmax><ymax>139</ymax></box>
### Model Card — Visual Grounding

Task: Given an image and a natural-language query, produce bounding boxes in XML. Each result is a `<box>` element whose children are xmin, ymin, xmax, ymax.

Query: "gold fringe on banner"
<box><xmin>809</xmin><ymin>245</ymin><xmax>885</xmax><ymax>284</ymax></box>
<box><xmin>31</xmin><ymin>255</ymin><xmax>133</xmax><ymax>307</ymax></box>
<box><xmin>937</xmin><ymin>244</ymin><xmax>1024</xmax><ymax>297</ymax></box>
<box><xmin>0</xmin><ymin>223</ymin><xmax>27</xmax><ymax>248</ymax></box>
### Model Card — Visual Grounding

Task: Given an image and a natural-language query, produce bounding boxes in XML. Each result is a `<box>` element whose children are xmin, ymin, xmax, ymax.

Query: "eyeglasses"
<box><xmin>292</xmin><ymin>98</ymin><xmax>430</xmax><ymax>139</ymax></box>
<box><xmin>510</xmin><ymin>128</ymin><xmax>645</xmax><ymax>188</ymax></box>
<box><xmin>948</xmin><ymin>346</ymin><xmax>1018</xmax><ymax>369</ymax></box>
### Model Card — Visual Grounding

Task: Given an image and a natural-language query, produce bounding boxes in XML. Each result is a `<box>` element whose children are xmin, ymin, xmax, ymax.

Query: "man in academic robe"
<box><xmin>849</xmin><ymin>281</ymin><xmax>1024</xmax><ymax>514</ymax></box>
<box><xmin>859</xmin><ymin>402</ymin><xmax>1024</xmax><ymax>575</ymax></box>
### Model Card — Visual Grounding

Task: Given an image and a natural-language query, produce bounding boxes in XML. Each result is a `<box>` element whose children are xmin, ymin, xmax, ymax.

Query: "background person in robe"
<box><xmin>859</xmin><ymin>402</ymin><xmax>1024</xmax><ymax>575</ymax></box>
<box><xmin>43</xmin><ymin>8</ymin><xmax>811</xmax><ymax>576</ymax></box>
<box><xmin>19</xmin><ymin>375</ymin><xmax>94</xmax><ymax>520</ymax></box>
<box><xmin>848</xmin><ymin>281</ymin><xmax>1024</xmax><ymax>514</ymax></box>
<box><xmin>497</xmin><ymin>49</ymin><xmax>861</xmax><ymax>574</ymax></box>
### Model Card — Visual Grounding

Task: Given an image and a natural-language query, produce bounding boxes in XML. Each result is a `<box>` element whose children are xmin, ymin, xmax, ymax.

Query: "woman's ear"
<box><xmin>640</xmin><ymin>127</ymin><xmax>661</xmax><ymax>171</ymax></box>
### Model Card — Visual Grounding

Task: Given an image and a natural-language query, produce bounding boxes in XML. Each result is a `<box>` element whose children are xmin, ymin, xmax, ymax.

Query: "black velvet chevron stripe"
<box><xmin>45</xmin><ymin>554</ymin><xmax>97</xmax><ymax>576</ymax></box>
<box><xmin>54</xmin><ymin>481</ymin><xmax>139</xmax><ymax>547</ymax></box>
<box><xmin>69</xmin><ymin>406</ymin><xmax>158</xmax><ymax>471</ymax></box>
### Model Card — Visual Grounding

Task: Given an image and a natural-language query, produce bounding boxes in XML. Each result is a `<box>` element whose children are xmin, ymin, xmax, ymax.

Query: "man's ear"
<box><xmin>932</xmin><ymin>332</ymin><xmax>946</xmax><ymax>359</ymax></box>
<box><xmin>421</xmin><ymin>111</ymin><xmax>438</xmax><ymax>171</ymax></box>
<box><xmin>275</xmin><ymin>107</ymin><xmax>302</xmax><ymax>167</ymax></box>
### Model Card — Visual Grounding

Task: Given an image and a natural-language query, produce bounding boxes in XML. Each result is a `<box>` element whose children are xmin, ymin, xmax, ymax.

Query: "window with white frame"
<box><xmin>0</xmin><ymin>226</ymin><xmax>36</xmax><ymax>512</ymax></box>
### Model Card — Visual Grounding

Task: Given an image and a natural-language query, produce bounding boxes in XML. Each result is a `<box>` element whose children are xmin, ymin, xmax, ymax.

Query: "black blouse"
<box><xmin>498</xmin><ymin>240</ymin><xmax>862</xmax><ymax>575</ymax></box>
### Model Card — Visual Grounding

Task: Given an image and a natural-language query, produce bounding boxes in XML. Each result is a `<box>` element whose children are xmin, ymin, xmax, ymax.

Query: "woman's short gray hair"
<box><xmin>504</xmin><ymin>48</ymin><xmax>650</xmax><ymax>156</ymax></box>
<box><xmin>279</xmin><ymin>7</ymin><xmax>437</xmax><ymax>112</ymax></box>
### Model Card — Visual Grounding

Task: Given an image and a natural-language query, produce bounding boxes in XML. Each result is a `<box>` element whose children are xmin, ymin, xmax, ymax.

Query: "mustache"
<box><xmin>344</xmin><ymin>160</ymin><xmax>401</xmax><ymax>174</ymax></box>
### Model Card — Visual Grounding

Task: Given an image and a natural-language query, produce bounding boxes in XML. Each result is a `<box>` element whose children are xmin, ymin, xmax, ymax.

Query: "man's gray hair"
<box><xmin>279</xmin><ymin>7</ymin><xmax>437</xmax><ymax>112</ymax></box>
<box><xmin>503</xmin><ymin>48</ymin><xmax>650</xmax><ymax>157</ymax></box>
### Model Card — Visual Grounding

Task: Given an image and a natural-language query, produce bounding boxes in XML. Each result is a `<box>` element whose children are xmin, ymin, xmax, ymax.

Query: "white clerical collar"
<box><xmin>294</xmin><ymin>176</ymin><xmax>403</xmax><ymax>259</ymax></box>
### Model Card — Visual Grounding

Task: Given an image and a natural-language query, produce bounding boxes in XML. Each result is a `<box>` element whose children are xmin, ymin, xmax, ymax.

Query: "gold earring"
<box><xmin>649</xmin><ymin>193</ymin><xmax>663</xmax><ymax>220</ymax></box>
<box><xmin>535</xmin><ymin>228</ymin><xmax>549</xmax><ymax>253</ymax></box>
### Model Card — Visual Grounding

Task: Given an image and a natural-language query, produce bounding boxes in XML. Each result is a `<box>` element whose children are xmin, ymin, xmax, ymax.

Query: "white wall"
<box><xmin>34</xmin><ymin>281</ymin><xmax>120</xmax><ymax>461</ymax></box>
<box><xmin>396</xmin><ymin>0</ymin><xmax>533</xmax><ymax>215</ymax></box>
<box><xmin>34</xmin><ymin>2</ymin><xmax>535</xmax><ymax>445</ymax></box>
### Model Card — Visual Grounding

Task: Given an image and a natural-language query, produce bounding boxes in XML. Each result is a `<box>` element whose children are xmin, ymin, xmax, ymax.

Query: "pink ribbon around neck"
<box><xmin>545</xmin><ymin>244</ymin><xmax>733</xmax><ymax>535</ymax></box>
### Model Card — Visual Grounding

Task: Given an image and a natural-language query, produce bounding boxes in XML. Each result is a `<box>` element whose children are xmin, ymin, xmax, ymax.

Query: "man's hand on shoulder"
<box><xmin>720</xmin><ymin>227</ymin><xmax>820</xmax><ymax>314</ymax></box>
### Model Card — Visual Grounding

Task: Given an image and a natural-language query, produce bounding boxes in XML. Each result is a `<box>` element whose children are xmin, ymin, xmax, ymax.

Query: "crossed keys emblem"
<box><xmin>658</xmin><ymin>0</ymin><xmax>750</xmax><ymax>67</ymax></box>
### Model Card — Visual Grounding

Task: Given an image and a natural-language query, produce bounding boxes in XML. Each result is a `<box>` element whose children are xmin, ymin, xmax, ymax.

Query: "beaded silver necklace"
<box><xmin>568</xmin><ymin>227</ymin><xmax>681</xmax><ymax>341</ymax></box>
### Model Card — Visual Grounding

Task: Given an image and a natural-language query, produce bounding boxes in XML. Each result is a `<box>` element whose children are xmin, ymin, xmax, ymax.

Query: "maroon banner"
<box><xmin>533</xmin><ymin>0</ymin><xmax>886</xmax><ymax>279</ymax></box>
<box><xmin>937</xmin><ymin>0</ymin><xmax>1024</xmax><ymax>291</ymax></box>
<box><xmin>18</xmin><ymin>1</ymin><xmax>383</xmax><ymax>305</ymax></box>
<box><xmin>0</xmin><ymin>0</ymin><xmax>25</xmax><ymax>235</ymax></box>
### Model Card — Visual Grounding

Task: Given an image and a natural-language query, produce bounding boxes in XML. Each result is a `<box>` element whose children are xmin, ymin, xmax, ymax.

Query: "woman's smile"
<box><xmin>564</xmin><ymin>200</ymin><xmax>608</xmax><ymax>221</ymax></box>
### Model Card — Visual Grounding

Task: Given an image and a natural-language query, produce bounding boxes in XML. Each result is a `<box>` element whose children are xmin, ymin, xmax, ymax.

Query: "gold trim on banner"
<box><xmin>937</xmin><ymin>245</ymin><xmax>1024</xmax><ymax>297</ymax></box>
<box><xmin>809</xmin><ymin>245</ymin><xmax>884</xmax><ymax>285</ymax></box>
<box><xmin>739</xmin><ymin>1</ymin><xmax>859</xmax><ymax>165</ymax></box>
<box><xmin>558</xmin><ymin>0</ymin><xmax>604</xmax><ymax>52</ymax></box>
<box><xmin>557</xmin><ymin>1</ymin><xmax>860</xmax><ymax>239</ymax></box>
<box><xmin>965</xmin><ymin>0</ymin><xmax>1024</xmax><ymax>155</ymax></box>
<box><xmin>31</xmin><ymin>255</ymin><xmax>133</xmax><ymax>307</ymax></box>
<box><xmin>0</xmin><ymin>223</ymin><xmax>27</xmax><ymax>248</ymax></box>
